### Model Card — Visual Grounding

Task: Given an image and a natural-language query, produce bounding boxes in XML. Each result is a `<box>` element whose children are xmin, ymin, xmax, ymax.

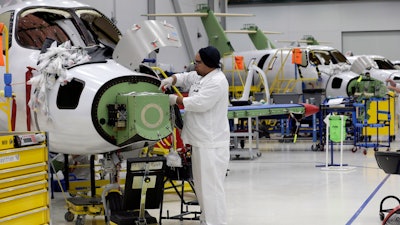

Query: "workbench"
<box><xmin>180</xmin><ymin>104</ymin><xmax>307</xmax><ymax>159</ymax></box>
<box><xmin>228</xmin><ymin>104</ymin><xmax>306</xmax><ymax>159</ymax></box>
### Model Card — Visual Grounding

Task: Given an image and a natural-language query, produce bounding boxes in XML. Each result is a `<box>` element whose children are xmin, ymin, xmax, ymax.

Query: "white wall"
<box><xmin>226</xmin><ymin>1</ymin><xmax>400</xmax><ymax>60</ymax></box>
<box><xmin>342</xmin><ymin>30</ymin><xmax>400</xmax><ymax>60</ymax></box>
<box><xmin>78</xmin><ymin>0</ymin><xmax>400</xmax><ymax>71</ymax></box>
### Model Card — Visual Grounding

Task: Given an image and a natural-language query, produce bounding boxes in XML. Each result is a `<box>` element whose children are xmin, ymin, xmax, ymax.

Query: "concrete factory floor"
<box><xmin>50</xmin><ymin>136</ymin><xmax>400</xmax><ymax>225</ymax></box>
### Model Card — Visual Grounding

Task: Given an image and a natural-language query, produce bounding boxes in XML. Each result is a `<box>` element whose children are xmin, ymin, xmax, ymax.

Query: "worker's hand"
<box><xmin>159</xmin><ymin>77</ymin><xmax>174</xmax><ymax>90</ymax></box>
<box><xmin>386</xmin><ymin>78</ymin><xmax>396</xmax><ymax>87</ymax></box>
<box><xmin>169</xmin><ymin>95</ymin><xmax>178</xmax><ymax>105</ymax></box>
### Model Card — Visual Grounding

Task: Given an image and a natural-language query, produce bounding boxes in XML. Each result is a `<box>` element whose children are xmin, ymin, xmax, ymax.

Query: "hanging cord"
<box><xmin>289</xmin><ymin>112</ymin><xmax>302</xmax><ymax>143</ymax></box>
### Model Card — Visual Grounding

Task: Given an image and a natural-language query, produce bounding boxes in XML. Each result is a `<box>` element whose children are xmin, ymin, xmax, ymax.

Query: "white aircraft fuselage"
<box><xmin>222</xmin><ymin>45</ymin><xmax>354</xmax><ymax>97</ymax></box>
<box><xmin>347</xmin><ymin>54</ymin><xmax>400</xmax><ymax>82</ymax></box>
<box><xmin>0</xmin><ymin>0</ymin><xmax>175</xmax><ymax>154</ymax></box>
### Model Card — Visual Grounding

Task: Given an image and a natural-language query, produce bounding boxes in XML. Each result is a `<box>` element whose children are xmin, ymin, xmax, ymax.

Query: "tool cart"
<box><xmin>352</xmin><ymin>96</ymin><xmax>391</xmax><ymax>153</ymax></box>
<box><xmin>0</xmin><ymin>132</ymin><xmax>49</xmax><ymax>225</ymax></box>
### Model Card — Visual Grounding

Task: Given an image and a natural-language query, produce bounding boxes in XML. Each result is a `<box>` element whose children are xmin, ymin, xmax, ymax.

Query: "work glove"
<box><xmin>169</xmin><ymin>94</ymin><xmax>178</xmax><ymax>105</ymax></box>
<box><xmin>159</xmin><ymin>77</ymin><xmax>174</xmax><ymax>90</ymax></box>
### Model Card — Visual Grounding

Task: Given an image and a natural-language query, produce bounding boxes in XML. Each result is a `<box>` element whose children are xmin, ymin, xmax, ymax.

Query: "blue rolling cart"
<box><xmin>352</xmin><ymin>96</ymin><xmax>391</xmax><ymax>153</ymax></box>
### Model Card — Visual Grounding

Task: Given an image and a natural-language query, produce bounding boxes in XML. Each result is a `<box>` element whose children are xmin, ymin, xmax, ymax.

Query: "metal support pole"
<box><xmin>63</xmin><ymin>154</ymin><xmax>69</xmax><ymax>191</ymax></box>
<box><xmin>171</xmin><ymin>0</ymin><xmax>195</xmax><ymax>60</ymax></box>
<box><xmin>147</xmin><ymin>0</ymin><xmax>157</xmax><ymax>65</ymax></box>
<box><xmin>90</xmin><ymin>155</ymin><xmax>96</xmax><ymax>197</ymax></box>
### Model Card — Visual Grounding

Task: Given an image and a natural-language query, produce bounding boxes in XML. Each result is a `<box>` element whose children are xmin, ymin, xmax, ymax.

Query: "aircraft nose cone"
<box><xmin>302</xmin><ymin>103</ymin><xmax>320</xmax><ymax>117</ymax></box>
<box><xmin>91</xmin><ymin>75</ymin><xmax>171</xmax><ymax>147</ymax></box>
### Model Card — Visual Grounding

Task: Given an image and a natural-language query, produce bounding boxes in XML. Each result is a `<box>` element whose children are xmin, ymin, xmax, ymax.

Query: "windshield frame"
<box><xmin>15</xmin><ymin>6</ymin><xmax>121</xmax><ymax>50</ymax></box>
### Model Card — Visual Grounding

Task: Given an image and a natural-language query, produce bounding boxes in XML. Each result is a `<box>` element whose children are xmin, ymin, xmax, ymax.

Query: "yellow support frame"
<box><xmin>0</xmin><ymin>23</ymin><xmax>12</xmax><ymax>132</ymax></box>
<box><xmin>268</xmin><ymin>48</ymin><xmax>317</xmax><ymax>94</ymax></box>
<box><xmin>222</xmin><ymin>54</ymin><xmax>261</xmax><ymax>99</ymax></box>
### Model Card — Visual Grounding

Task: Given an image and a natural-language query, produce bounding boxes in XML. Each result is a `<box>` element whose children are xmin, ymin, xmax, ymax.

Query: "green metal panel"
<box><xmin>227</xmin><ymin>105</ymin><xmax>304</xmax><ymax>119</ymax></box>
<box><xmin>116</xmin><ymin>93</ymin><xmax>171</xmax><ymax>144</ymax></box>
<box><xmin>96</xmin><ymin>82</ymin><xmax>158</xmax><ymax>138</ymax></box>
<box><xmin>250</xmin><ymin>29</ymin><xmax>276</xmax><ymax>50</ymax></box>
<box><xmin>93</xmin><ymin>78</ymin><xmax>173</xmax><ymax>146</ymax></box>
<box><xmin>196</xmin><ymin>6</ymin><xmax>234</xmax><ymax>56</ymax></box>
<box><xmin>243</xmin><ymin>24</ymin><xmax>276</xmax><ymax>50</ymax></box>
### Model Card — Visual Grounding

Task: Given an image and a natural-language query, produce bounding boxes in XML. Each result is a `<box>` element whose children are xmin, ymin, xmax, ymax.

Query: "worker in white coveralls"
<box><xmin>160</xmin><ymin>46</ymin><xmax>230</xmax><ymax>225</ymax></box>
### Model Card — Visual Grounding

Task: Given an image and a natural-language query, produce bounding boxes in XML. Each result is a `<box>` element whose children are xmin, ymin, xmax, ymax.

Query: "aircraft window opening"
<box><xmin>257</xmin><ymin>54</ymin><xmax>270</xmax><ymax>70</ymax></box>
<box><xmin>312</xmin><ymin>52</ymin><xmax>326</xmax><ymax>65</ymax></box>
<box><xmin>314</xmin><ymin>50</ymin><xmax>348</xmax><ymax>65</ymax></box>
<box><xmin>79</xmin><ymin>12</ymin><xmax>120</xmax><ymax>49</ymax></box>
<box><xmin>375</xmin><ymin>59</ymin><xmax>396</xmax><ymax>70</ymax></box>
<box><xmin>268</xmin><ymin>55</ymin><xmax>277</xmax><ymax>70</ymax></box>
<box><xmin>331</xmin><ymin>77</ymin><xmax>343</xmax><ymax>89</ymax></box>
<box><xmin>16</xmin><ymin>12</ymin><xmax>70</xmax><ymax>49</ymax></box>
<box><xmin>309</xmin><ymin>52</ymin><xmax>321</xmax><ymax>65</ymax></box>
<box><xmin>331</xmin><ymin>50</ymin><xmax>350</xmax><ymax>64</ymax></box>
<box><xmin>393</xmin><ymin>77</ymin><xmax>400</xmax><ymax>81</ymax></box>
<box><xmin>57</xmin><ymin>78</ymin><xmax>85</xmax><ymax>109</ymax></box>
<box><xmin>318</xmin><ymin>52</ymin><xmax>332</xmax><ymax>65</ymax></box>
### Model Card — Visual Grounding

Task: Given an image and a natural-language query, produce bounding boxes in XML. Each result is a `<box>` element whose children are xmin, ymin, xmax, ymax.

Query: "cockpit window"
<box><xmin>311</xmin><ymin>51</ymin><xmax>332</xmax><ymax>65</ymax></box>
<box><xmin>308</xmin><ymin>52</ymin><xmax>321</xmax><ymax>65</ymax></box>
<box><xmin>310</xmin><ymin>50</ymin><xmax>350</xmax><ymax>66</ymax></box>
<box><xmin>374</xmin><ymin>59</ymin><xmax>396</xmax><ymax>70</ymax></box>
<box><xmin>16</xmin><ymin>10</ymin><xmax>70</xmax><ymax>49</ymax></box>
<box><xmin>76</xmin><ymin>9</ymin><xmax>121</xmax><ymax>49</ymax></box>
<box><xmin>331</xmin><ymin>50</ymin><xmax>350</xmax><ymax>64</ymax></box>
<box><xmin>16</xmin><ymin>7</ymin><xmax>121</xmax><ymax>50</ymax></box>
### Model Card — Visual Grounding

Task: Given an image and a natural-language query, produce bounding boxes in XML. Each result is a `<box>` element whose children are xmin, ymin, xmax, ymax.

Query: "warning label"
<box><xmin>0</xmin><ymin>154</ymin><xmax>20</xmax><ymax>164</ymax></box>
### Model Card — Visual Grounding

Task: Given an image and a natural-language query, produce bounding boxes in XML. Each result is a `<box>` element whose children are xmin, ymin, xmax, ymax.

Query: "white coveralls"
<box><xmin>175</xmin><ymin>69</ymin><xmax>230</xmax><ymax>225</ymax></box>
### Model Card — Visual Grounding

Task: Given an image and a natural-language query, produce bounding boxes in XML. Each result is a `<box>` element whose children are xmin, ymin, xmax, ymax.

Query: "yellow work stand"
<box><xmin>0</xmin><ymin>93</ymin><xmax>13</xmax><ymax>132</ymax></box>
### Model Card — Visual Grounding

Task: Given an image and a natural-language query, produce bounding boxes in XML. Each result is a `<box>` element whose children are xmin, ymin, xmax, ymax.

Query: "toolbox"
<box><xmin>0</xmin><ymin>207</ymin><xmax>49</xmax><ymax>225</ymax></box>
<box><xmin>0</xmin><ymin>189</ymin><xmax>48</xmax><ymax>218</ymax></box>
<box><xmin>0</xmin><ymin>132</ymin><xmax>49</xmax><ymax>225</ymax></box>
<box><xmin>0</xmin><ymin>134</ymin><xmax>14</xmax><ymax>150</ymax></box>
<box><xmin>0</xmin><ymin>145</ymin><xmax>48</xmax><ymax>170</ymax></box>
